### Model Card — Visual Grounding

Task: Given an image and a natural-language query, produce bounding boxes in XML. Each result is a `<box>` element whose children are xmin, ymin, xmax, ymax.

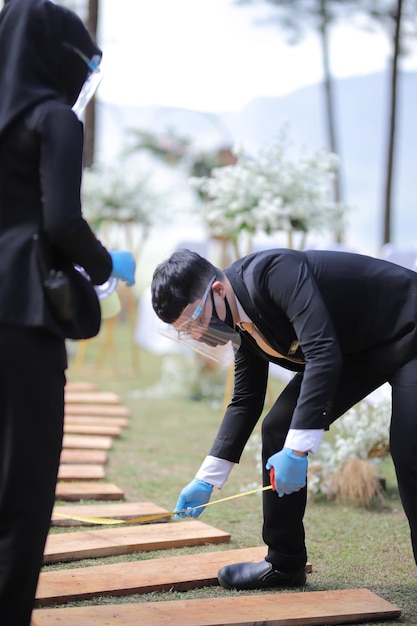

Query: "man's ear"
<box><xmin>212</xmin><ymin>280</ymin><xmax>226</xmax><ymax>297</ymax></box>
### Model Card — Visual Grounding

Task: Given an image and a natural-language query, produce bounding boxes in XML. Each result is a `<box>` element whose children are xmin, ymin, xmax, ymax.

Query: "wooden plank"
<box><xmin>65</xmin><ymin>391</ymin><xmax>121</xmax><ymax>404</ymax></box>
<box><xmin>43</xmin><ymin>521</ymin><xmax>230</xmax><ymax>564</ymax></box>
<box><xmin>59</xmin><ymin>449</ymin><xmax>108</xmax><ymax>465</ymax></box>
<box><xmin>62</xmin><ymin>434</ymin><xmax>113</xmax><ymax>450</ymax></box>
<box><xmin>63</xmin><ymin>423</ymin><xmax>122</xmax><ymax>437</ymax></box>
<box><xmin>57</xmin><ymin>464</ymin><xmax>106</xmax><ymax>481</ymax></box>
<box><xmin>64</xmin><ymin>415</ymin><xmax>129</xmax><ymax>428</ymax></box>
<box><xmin>36</xmin><ymin>546</ymin><xmax>313</xmax><ymax>604</ymax></box>
<box><xmin>31</xmin><ymin>589</ymin><xmax>401</xmax><ymax>626</ymax></box>
<box><xmin>51</xmin><ymin>502</ymin><xmax>170</xmax><ymax>527</ymax></box>
<box><xmin>55</xmin><ymin>482</ymin><xmax>124</xmax><ymax>502</ymax></box>
<box><xmin>65</xmin><ymin>404</ymin><xmax>130</xmax><ymax>417</ymax></box>
<box><xmin>65</xmin><ymin>381</ymin><xmax>97</xmax><ymax>392</ymax></box>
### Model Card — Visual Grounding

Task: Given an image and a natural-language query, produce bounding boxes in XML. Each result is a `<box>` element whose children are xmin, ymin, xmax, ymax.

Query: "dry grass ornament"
<box><xmin>327</xmin><ymin>457</ymin><xmax>385</xmax><ymax>507</ymax></box>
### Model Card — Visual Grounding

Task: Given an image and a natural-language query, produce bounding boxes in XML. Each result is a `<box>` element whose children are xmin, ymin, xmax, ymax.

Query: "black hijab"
<box><xmin>0</xmin><ymin>0</ymin><xmax>102</xmax><ymax>140</ymax></box>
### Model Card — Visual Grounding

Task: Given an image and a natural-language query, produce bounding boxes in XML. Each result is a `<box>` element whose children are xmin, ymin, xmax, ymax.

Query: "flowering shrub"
<box><xmin>82</xmin><ymin>160</ymin><xmax>159</xmax><ymax>227</ymax></box>
<box><xmin>245</xmin><ymin>391</ymin><xmax>391</xmax><ymax>506</ymax></box>
<box><xmin>308</xmin><ymin>395</ymin><xmax>391</xmax><ymax>499</ymax></box>
<box><xmin>190</xmin><ymin>126</ymin><xmax>348</xmax><ymax>248</ymax></box>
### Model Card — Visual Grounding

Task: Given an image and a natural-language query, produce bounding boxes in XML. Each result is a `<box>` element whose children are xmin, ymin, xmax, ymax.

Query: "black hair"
<box><xmin>151</xmin><ymin>248</ymin><xmax>222</xmax><ymax>323</ymax></box>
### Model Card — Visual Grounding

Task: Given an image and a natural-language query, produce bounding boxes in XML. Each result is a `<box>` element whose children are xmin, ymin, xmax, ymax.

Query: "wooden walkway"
<box><xmin>30</xmin><ymin>380</ymin><xmax>401</xmax><ymax>626</ymax></box>
<box><xmin>32</xmin><ymin>589</ymin><xmax>401</xmax><ymax>625</ymax></box>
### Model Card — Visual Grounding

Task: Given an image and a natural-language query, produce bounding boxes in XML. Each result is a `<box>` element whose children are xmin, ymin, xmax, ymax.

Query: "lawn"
<box><xmin>50</xmin><ymin>318</ymin><xmax>416</xmax><ymax>625</ymax></box>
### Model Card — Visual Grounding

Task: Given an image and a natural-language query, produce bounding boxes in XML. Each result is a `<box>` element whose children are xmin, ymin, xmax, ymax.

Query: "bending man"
<box><xmin>151</xmin><ymin>247</ymin><xmax>417</xmax><ymax>590</ymax></box>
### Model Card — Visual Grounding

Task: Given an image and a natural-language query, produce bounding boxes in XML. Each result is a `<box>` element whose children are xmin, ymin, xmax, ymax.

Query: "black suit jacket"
<box><xmin>0</xmin><ymin>100</ymin><xmax>112</xmax><ymax>336</ymax></box>
<box><xmin>209</xmin><ymin>249</ymin><xmax>417</xmax><ymax>463</ymax></box>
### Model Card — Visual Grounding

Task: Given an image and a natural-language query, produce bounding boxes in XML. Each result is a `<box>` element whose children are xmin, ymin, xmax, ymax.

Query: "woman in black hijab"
<box><xmin>0</xmin><ymin>2</ymin><xmax>136</xmax><ymax>624</ymax></box>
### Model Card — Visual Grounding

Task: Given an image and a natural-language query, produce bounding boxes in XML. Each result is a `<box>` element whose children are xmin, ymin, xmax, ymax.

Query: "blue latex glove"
<box><xmin>266</xmin><ymin>447</ymin><xmax>308</xmax><ymax>498</ymax></box>
<box><xmin>109</xmin><ymin>251</ymin><xmax>136</xmax><ymax>286</ymax></box>
<box><xmin>174</xmin><ymin>478</ymin><xmax>213</xmax><ymax>519</ymax></box>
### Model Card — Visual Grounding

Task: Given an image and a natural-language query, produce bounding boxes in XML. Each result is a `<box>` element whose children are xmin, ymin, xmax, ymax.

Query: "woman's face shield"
<box><xmin>72</xmin><ymin>50</ymin><xmax>103</xmax><ymax>118</ymax></box>
<box><xmin>159</xmin><ymin>276</ymin><xmax>240</xmax><ymax>365</ymax></box>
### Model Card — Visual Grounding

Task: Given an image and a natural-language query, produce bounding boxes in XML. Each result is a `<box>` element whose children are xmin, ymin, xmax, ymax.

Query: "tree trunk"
<box><xmin>84</xmin><ymin>0</ymin><xmax>99</xmax><ymax>168</ymax></box>
<box><xmin>318</xmin><ymin>0</ymin><xmax>343</xmax><ymax>242</ymax></box>
<box><xmin>383</xmin><ymin>0</ymin><xmax>403</xmax><ymax>245</ymax></box>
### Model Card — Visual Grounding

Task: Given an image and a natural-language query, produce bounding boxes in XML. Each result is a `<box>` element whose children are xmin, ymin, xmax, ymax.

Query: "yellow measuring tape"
<box><xmin>54</xmin><ymin>485</ymin><xmax>273</xmax><ymax>526</ymax></box>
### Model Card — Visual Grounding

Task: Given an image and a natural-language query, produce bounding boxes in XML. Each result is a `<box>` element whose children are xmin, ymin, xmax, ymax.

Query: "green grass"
<box><xmin>46</xmin><ymin>320</ymin><xmax>416</xmax><ymax>624</ymax></box>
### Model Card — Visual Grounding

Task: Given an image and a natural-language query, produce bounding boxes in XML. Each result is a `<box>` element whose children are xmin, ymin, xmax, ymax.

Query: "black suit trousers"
<box><xmin>0</xmin><ymin>326</ymin><xmax>66</xmax><ymax>626</ymax></box>
<box><xmin>261</xmin><ymin>355</ymin><xmax>417</xmax><ymax>571</ymax></box>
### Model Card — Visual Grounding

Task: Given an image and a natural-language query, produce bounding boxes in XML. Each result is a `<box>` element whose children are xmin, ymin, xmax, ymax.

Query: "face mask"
<box><xmin>200</xmin><ymin>291</ymin><xmax>235</xmax><ymax>347</ymax></box>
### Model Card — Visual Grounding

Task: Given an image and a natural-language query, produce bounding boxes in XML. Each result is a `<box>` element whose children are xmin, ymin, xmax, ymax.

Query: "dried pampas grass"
<box><xmin>327</xmin><ymin>457</ymin><xmax>384</xmax><ymax>508</ymax></box>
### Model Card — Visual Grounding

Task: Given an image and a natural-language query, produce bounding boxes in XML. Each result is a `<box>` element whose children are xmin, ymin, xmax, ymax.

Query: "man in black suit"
<box><xmin>151</xmin><ymin>247</ymin><xmax>417</xmax><ymax>590</ymax></box>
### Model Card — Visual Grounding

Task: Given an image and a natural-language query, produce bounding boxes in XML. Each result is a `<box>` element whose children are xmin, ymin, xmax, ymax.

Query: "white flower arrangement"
<box><xmin>189</xmin><ymin>125</ymin><xmax>348</xmax><ymax>246</ymax></box>
<box><xmin>81</xmin><ymin>160</ymin><xmax>160</xmax><ymax>227</ymax></box>
<box><xmin>308</xmin><ymin>394</ymin><xmax>391</xmax><ymax>499</ymax></box>
<box><xmin>245</xmin><ymin>390</ymin><xmax>391</xmax><ymax>506</ymax></box>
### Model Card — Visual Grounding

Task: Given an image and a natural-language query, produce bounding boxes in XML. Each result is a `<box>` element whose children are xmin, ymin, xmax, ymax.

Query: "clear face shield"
<box><xmin>159</xmin><ymin>276</ymin><xmax>241</xmax><ymax>365</ymax></box>
<box><xmin>71</xmin><ymin>49</ymin><xmax>103</xmax><ymax>119</ymax></box>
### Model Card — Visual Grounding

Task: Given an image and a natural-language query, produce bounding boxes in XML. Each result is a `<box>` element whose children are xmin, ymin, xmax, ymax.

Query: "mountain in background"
<box><xmin>97</xmin><ymin>70</ymin><xmax>417</xmax><ymax>255</ymax></box>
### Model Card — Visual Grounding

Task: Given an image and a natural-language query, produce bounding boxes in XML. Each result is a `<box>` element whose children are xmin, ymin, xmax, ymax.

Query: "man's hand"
<box><xmin>266</xmin><ymin>448</ymin><xmax>308</xmax><ymax>497</ymax></box>
<box><xmin>174</xmin><ymin>478</ymin><xmax>213</xmax><ymax>518</ymax></box>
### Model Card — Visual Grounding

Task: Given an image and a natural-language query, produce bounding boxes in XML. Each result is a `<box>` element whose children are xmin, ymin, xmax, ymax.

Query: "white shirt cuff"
<box><xmin>284</xmin><ymin>429</ymin><xmax>324</xmax><ymax>454</ymax></box>
<box><xmin>195</xmin><ymin>455</ymin><xmax>235</xmax><ymax>488</ymax></box>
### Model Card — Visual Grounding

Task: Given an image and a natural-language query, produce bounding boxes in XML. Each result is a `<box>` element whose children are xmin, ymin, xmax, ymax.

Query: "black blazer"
<box><xmin>0</xmin><ymin>100</ymin><xmax>112</xmax><ymax>336</ymax></box>
<box><xmin>209</xmin><ymin>249</ymin><xmax>417</xmax><ymax>463</ymax></box>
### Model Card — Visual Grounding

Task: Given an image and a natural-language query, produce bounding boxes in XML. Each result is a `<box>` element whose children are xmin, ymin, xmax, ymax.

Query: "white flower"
<box><xmin>244</xmin><ymin>393</ymin><xmax>391</xmax><ymax>502</ymax></box>
<box><xmin>190</xmin><ymin>125</ymin><xmax>348</xmax><ymax>243</ymax></box>
<box><xmin>308</xmin><ymin>396</ymin><xmax>391</xmax><ymax>497</ymax></box>
<box><xmin>82</xmin><ymin>159</ymin><xmax>160</xmax><ymax>228</ymax></box>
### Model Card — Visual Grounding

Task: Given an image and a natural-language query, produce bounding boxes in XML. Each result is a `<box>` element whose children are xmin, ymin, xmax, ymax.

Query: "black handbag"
<box><xmin>33</xmin><ymin>233</ymin><xmax>101</xmax><ymax>340</ymax></box>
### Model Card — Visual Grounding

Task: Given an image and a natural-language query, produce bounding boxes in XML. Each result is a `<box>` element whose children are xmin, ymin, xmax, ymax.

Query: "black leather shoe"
<box><xmin>218</xmin><ymin>560</ymin><xmax>306</xmax><ymax>590</ymax></box>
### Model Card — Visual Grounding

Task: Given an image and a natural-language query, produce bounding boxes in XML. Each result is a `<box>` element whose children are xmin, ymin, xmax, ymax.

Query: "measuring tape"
<box><xmin>54</xmin><ymin>484</ymin><xmax>273</xmax><ymax>526</ymax></box>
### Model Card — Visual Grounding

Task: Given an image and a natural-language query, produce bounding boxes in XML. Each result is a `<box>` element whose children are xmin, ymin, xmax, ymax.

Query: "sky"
<box><xmin>96</xmin><ymin>0</ymin><xmax>417</xmax><ymax>113</ymax></box>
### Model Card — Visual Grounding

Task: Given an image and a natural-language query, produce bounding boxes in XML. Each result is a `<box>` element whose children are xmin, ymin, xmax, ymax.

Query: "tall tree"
<box><xmin>383</xmin><ymin>0</ymin><xmax>403</xmax><ymax>245</ymax></box>
<box><xmin>317</xmin><ymin>0</ymin><xmax>341</xmax><ymax>207</ymax></box>
<box><xmin>363</xmin><ymin>0</ymin><xmax>416</xmax><ymax>245</ymax></box>
<box><xmin>84</xmin><ymin>0</ymin><xmax>99</xmax><ymax>167</ymax></box>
